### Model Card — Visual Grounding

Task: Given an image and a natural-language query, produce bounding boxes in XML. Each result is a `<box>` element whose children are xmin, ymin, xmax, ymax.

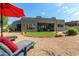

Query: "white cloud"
<box><xmin>41</xmin><ymin>12</ymin><xmax>46</xmax><ymax>15</ymax></box>
<box><xmin>73</xmin><ymin>11</ymin><xmax>79</xmax><ymax>16</ymax></box>
<box><xmin>57</xmin><ymin>6</ymin><xmax>68</xmax><ymax>13</ymax></box>
<box><xmin>62</xmin><ymin>6</ymin><xmax>68</xmax><ymax>9</ymax></box>
<box><xmin>56</xmin><ymin>3</ymin><xmax>64</xmax><ymax>7</ymax></box>
<box><xmin>56</xmin><ymin>4</ymin><xmax>79</xmax><ymax>21</ymax></box>
<box><xmin>66</xmin><ymin>11</ymin><xmax>79</xmax><ymax>21</ymax></box>
<box><xmin>57</xmin><ymin>5</ymin><xmax>77</xmax><ymax>15</ymax></box>
<box><xmin>68</xmin><ymin>10</ymin><xmax>79</xmax><ymax>19</ymax></box>
<box><xmin>63</xmin><ymin>8</ymin><xmax>77</xmax><ymax>14</ymax></box>
<box><xmin>68</xmin><ymin>17</ymin><xmax>79</xmax><ymax>21</ymax></box>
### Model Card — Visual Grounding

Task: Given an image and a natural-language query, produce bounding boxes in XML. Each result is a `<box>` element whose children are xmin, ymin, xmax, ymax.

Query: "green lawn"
<box><xmin>25</xmin><ymin>32</ymin><xmax>56</xmax><ymax>38</ymax></box>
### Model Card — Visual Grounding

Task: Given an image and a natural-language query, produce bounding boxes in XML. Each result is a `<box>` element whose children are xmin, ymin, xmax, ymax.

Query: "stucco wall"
<box><xmin>11</xmin><ymin>17</ymin><xmax>65</xmax><ymax>32</ymax></box>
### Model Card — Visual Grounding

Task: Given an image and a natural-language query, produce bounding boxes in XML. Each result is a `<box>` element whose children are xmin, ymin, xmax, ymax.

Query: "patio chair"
<box><xmin>6</xmin><ymin>36</ymin><xmax>17</xmax><ymax>41</ymax></box>
<box><xmin>0</xmin><ymin>40</ymin><xmax>35</xmax><ymax>56</ymax></box>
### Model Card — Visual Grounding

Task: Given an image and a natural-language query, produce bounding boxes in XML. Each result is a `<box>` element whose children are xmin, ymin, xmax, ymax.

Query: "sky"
<box><xmin>8</xmin><ymin>3</ymin><xmax>79</xmax><ymax>24</ymax></box>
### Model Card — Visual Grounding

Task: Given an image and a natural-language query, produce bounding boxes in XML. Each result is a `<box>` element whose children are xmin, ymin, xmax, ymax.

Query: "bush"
<box><xmin>66</xmin><ymin>28</ymin><xmax>78</xmax><ymax>36</ymax></box>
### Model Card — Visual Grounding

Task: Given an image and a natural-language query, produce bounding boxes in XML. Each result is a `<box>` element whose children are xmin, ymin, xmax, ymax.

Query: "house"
<box><xmin>65</xmin><ymin>21</ymin><xmax>79</xmax><ymax>30</ymax></box>
<box><xmin>11</xmin><ymin>16</ymin><xmax>65</xmax><ymax>32</ymax></box>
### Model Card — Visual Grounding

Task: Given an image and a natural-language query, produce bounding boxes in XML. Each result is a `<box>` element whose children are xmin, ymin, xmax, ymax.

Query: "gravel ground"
<box><xmin>3</xmin><ymin>32</ymin><xmax>79</xmax><ymax>56</ymax></box>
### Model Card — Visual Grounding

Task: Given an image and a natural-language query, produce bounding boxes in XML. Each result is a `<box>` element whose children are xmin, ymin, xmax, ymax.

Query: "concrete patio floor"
<box><xmin>2</xmin><ymin>32</ymin><xmax>79</xmax><ymax>56</ymax></box>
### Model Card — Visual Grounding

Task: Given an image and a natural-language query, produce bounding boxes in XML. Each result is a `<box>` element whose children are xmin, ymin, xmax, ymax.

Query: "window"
<box><xmin>26</xmin><ymin>24</ymin><xmax>35</xmax><ymax>30</ymax></box>
<box><xmin>58</xmin><ymin>24</ymin><xmax>64</xmax><ymax>27</ymax></box>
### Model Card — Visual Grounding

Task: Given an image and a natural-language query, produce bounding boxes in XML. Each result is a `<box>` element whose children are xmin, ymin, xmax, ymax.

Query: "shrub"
<box><xmin>66</xmin><ymin>28</ymin><xmax>78</xmax><ymax>36</ymax></box>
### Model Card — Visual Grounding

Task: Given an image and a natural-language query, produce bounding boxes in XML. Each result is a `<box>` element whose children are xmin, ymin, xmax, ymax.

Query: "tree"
<box><xmin>0</xmin><ymin>16</ymin><xmax>8</xmax><ymax>27</ymax></box>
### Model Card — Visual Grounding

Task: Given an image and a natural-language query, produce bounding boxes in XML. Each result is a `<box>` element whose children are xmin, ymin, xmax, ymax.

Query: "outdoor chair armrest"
<box><xmin>6</xmin><ymin>36</ymin><xmax>17</xmax><ymax>41</ymax></box>
<box><xmin>11</xmin><ymin>47</ymin><xmax>26</xmax><ymax>56</ymax></box>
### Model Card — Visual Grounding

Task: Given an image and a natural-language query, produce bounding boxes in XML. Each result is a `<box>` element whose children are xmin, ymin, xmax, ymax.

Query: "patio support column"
<box><xmin>1</xmin><ymin>3</ymin><xmax>3</xmax><ymax>37</ymax></box>
<box><xmin>54</xmin><ymin>20</ymin><xmax>58</xmax><ymax>35</ymax></box>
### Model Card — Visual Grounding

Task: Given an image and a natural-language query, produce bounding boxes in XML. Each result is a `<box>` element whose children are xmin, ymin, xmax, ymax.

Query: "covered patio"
<box><xmin>37</xmin><ymin>23</ymin><xmax>55</xmax><ymax>32</ymax></box>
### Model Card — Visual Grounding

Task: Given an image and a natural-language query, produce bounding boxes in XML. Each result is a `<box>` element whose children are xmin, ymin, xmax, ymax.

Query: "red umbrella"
<box><xmin>0</xmin><ymin>3</ymin><xmax>25</xmax><ymax>36</ymax></box>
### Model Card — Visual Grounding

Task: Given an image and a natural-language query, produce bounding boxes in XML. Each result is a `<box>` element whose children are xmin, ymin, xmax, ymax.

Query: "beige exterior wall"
<box><xmin>11</xmin><ymin>16</ymin><xmax>65</xmax><ymax>32</ymax></box>
<box><xmin>56</xmin><ymin>19</ymin><xmax>65</xmax><ymax>31</ymax></box>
